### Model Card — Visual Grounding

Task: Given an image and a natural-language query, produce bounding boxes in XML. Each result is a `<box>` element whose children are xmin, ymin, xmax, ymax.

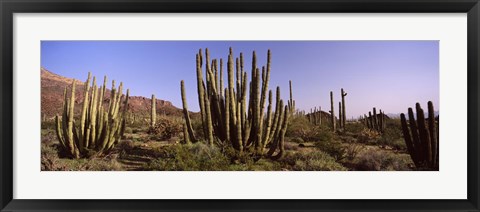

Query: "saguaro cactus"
<box><xmin>151</xmin><ymin>94</ymin><xmax>156</xmax><ymax>128</ymax></box>
<box><xmin>341</xmin><ymin>88</ymin><xmax>347</xmax><ymax>130</ymax></box>
<box><xmin>330</xmin><ymin>91</ymin><xmax>336</xmax><ymax>132</ymax></box>
<box><xmin>55</xmin><ymin>73</ymin><xmax>130</xmax><ymax>159</ymax></box>
<box><xmin>181</xmin><ymin>48</ymin><xmax>292</xmax><ymax>160</ymax></box>
<box><xmin>288</xmin><ymin>80</ymin><xmax>295</xmax><ymax>114</ymax></box>
<box><xmin>338</xmin><ymin>102</ymin><xmax>342</xmax><ymax>130</ymax></box>
<box><xmin>400</xmin><ymin>101</ymin><xmax>438</xmax><ymax>170</ymax></box>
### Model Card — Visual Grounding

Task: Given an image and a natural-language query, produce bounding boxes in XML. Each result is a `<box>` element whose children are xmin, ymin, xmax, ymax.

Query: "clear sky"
<box><xmin>41</xmin><ymin>41</ymin><xmax>439</xmax><ymax>118</ymax></box>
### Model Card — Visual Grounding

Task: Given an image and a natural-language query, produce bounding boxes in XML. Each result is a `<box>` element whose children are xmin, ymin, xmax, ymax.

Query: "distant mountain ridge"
<box><xmin>386</xmin><ymin>111</ymin><xmax>439</xmax><ymax>119</ymax></box>
<box><xmin>41</xmin><ymin>67</ymin><xmax>184</xmax><ymax>118</ymax></box>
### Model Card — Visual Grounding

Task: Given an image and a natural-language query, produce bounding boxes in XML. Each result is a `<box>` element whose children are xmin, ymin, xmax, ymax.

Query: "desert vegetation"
<box><xmin>41</xmin><ymin>47</ymin><xmax>439</xmax><ymax>171</ymax></box>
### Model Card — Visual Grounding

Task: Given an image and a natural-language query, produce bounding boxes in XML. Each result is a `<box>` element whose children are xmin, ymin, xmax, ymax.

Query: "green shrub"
<box><xmin>354</xmin><ymin>148</ymin><xmax>413</xmax><ymax>171</ymax></box>
<box><xmin>344</xmin><ymin>122</ymin><xmax>365</xmax><ymax>134</ymax></box>
<box><xmin>282</xmin><ymin>150</ymin><xmax>347</xmax><ymax>171</ymax></box>
<box><xmin>289</xmin><ymin>137</ymin><xmax>305</xmax><ymax>144</ymax></box>
<box><xmin>41</xmin><ymin>120</ymin><xmax>56</xmax><ymax>130</ymax></box>
<box><xmin>145</xmin><ymin>143</ymin><xmax>230</xmax><ymax>171</ymax></box>
<box><xmin>344</xmin><ymin>143</ymin><xmax>364</xmax><ymax>161</ymax></box>
<box><xmin>286</xmin><ymin>116</ymin><xmax>314</xmax><ymax>139</ymax></box>
<box><xmin>124</xmin><ymin>127</ymin><xmax>133</xmax><ymax>134</ymax></box>
<box><xmin>377</xmin><ymin>119</ymin><xmax>406</xmax><ymax>150</ymax></box>
<box><xmin>41</xmin><ymin>143</ymin><xmax>124</xmax><ymax>171</ymax></box>
<box><xmin>357</xmin><ymin>129</ymin><xmax>381</xmax><ymax>144</ymax></box>
<box><xmin>315</xmin><ymin>139</ymin><xmax>346</xmax><ymax>162</ymax></box>
<box><xmin>310</xmin><ymin>127</ymin><xmax>335</xmax><ymax>142</ymax></box>
<box><xmin>147</xmin><ymin>117</ymin><xmax>183</xmax><ymax>140</ymax></box>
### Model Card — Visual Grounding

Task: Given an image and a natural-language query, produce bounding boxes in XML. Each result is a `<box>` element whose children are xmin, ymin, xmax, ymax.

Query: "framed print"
<box><xmin>1</xmin><ymin>0</ymin><xmax>479</xmax><ymax>211</ymax></box>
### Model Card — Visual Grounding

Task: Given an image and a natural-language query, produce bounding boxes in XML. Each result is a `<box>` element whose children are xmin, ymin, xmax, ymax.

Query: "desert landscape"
<box><xmin>41</xmin><ymin>42</ymin><xmax>439</xmax><ymax>171</ymax></box>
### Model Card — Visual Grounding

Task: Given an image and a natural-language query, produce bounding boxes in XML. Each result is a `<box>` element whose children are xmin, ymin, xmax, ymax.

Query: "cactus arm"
<box><xmin>407</xmin><ymin>107</ymin><xmax>422</xmax><ymax>162</ymax></box>
<box><xmin>267</xmin><ymin>100</ymin><xmax>284</xmax><ymax>157</ymax></box>
<box><xmin>270</xmin><ymin>105</ymin><xmax>289</xmax><ymax>160</ymax></box>
<box><xmin>67</xmin><ymin>81</ymin><xmax>79</xmax><ymax>158</ymax></box>
<box><xmin>415</xmin><ymin>103</ymin><xmax>432</xmax><ymax>166</ymax></box>
<box><xmin>427</xmin><ymin>101</ymin><xmax>438</xmax><ymax>168</ymax></box>
<box><xmin>262</xmin><ymin>90</ymin><xmax>273</xmax><ymax>149</ymax></box>
<box><xmin>181</xmin><ymin>80</ymin><xmax>197</xmax><ymax>143</ymax></box>
<box><xmin>225</xmin><ymin>87</ymin><xmax>230</xmax><ymax>143</ymax></box>
<box><xmin>196</xmin><ymin>51</ymin><xmax>208</xmax><ymax>138</ymax></box>
<box><xmin>204</xmin><ymin>88</ymin><xmax>214</xmax><ymax>145</ymax></box>
<box><xmin>400</xmin><ymin>113</ymin><xmax>420</xmax><ymax>167</ymax></box>
<box><xmin>79</xmin><ymin>72</ymin><xmax>91</xmax><ymax>151</ymax></box>
<box><xmin>55</xmin><ymin>115</ymin><xmax>66</xmax><ymax>149</ymax></box>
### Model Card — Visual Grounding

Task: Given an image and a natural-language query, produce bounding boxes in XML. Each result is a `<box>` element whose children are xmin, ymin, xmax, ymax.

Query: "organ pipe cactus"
<box><xmin>181</xmin><ymin>48</ymin><xmax>292</xmax><ymax>160</ymax></box>
<box><xmin>181</xmin><ymin>80</ymin><xmax>197</xmax><ymax>143</ymax></box>
<box><xmin>363</xmin><ymin>107</ymin><xmax>385</xmax><ymax>133</ymax></box>
<box><xmin>400</xmin><ymin>101</ymin><xmax>438</xmax><ymax>170</ymax></box>
<box><xmin>55</xmin><ymin>73</ymin><xmax>130</xmax><ymax>159</ymax></box>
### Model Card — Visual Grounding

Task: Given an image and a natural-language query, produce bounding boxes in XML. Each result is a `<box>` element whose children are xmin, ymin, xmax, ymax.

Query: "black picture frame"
<box><xmin>1</xmin><ymin>0</ymin><xmax>479</xmax><ymax>211</ymax></box>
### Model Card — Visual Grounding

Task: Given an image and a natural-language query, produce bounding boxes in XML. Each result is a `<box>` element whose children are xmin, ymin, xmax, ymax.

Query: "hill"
<box><xmin>41</xmin><ymin>67</ymin><xmax>184</xmax><ymax>119</ymax></box>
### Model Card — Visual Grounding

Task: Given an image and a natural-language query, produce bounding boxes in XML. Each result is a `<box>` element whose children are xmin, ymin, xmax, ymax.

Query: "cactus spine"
<box><xmin>181</xmin><ymin>48</ymin><xmax>291</xmax><ymax>160</ymax></box>
<box><xmin>55</xmin><ymin>73</ymin><xmax>129</xmax><ymax>158</ymax></box>
<box><xmin>400</xmin><ymin>101</ymin><xmax>438</xmax><ymax>170</ymax></box>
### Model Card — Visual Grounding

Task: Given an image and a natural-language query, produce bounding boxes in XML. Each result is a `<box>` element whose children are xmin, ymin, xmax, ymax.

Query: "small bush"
<box><xmin>355</xmin><ymin>148</ymin><xmax>413</xmax><ymax>171</ymax></box>
<box><xmin>344</xmin><ymin>122</ymin><xmax>365</xmax><ymax>134</ymax></box>
<box><xmin>282</xmin><ymin>150</ymin><xmax>347</xmax><ymax>171</ymax></box>
<box><xmin>315</xmin><ymin>139</ymin><xmax>347</xmax><ymax>162</ymax></box>
<box><xmin>191</xmin><ymin>119</ymin><xmax>205</xmax><ymax>139</ymax></box>
<box><xmin>357</xmin><ymin>129</ymin><xmax>381</xmax><ymax>144</ymax></box>
<box><xmin>124</xmin><ymin>127</ymin><xmax>133</xmax><ymax>134</ymax></box>
<box><xmin>41</xmin><ymin>143</ymin><xmax>124</xmax><ymax>171</ymax></box>
<box><xmin>310</xmin><ymin>126</ymin><xmax>336</xmax><ymax>142</ymax></box>
<box><xmin>41</xmin><ymin>129</ymin><xmax>57</xmax><ymax>145</ymax></box>
<box><xmin>344</xmin><ymin>143</ymin><xmax>364</xmax><ymax>161</ymax></box>
<box><xmin>146</xmin><ymin>143</ymin><xmax>230</xmax><ymax>171</ymax></box>
<box><xmin>286</xmin><ymin>116</ymin><xmax>315</xmax><ymax>139</ymax></box>
<box><xmin>377</xmin><ymin>119</ymin><xmax>406</xmax><ymax>150</ymax></box>
<box><xmin>147</xmin><ymin>117</ymin><xmax>183</xmax><ymax>140</ymax></box>
<box><xmin>289</xmin><ymin>137</ymin><xmax>305</xmax><ymax>144</ymax></box>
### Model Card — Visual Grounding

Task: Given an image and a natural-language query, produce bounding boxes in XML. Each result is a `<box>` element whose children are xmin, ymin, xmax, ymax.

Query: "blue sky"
<box><xmin>41</xmin><ymin>41</ymin><xmax>439</xmax><ymax>118</ymax></box>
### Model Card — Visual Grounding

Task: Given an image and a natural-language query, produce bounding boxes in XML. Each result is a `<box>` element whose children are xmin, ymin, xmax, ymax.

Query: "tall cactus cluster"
<box><xmin>307</xmin><ymin>106</ymin><xmax>322</xmax><ymax>126</ymax></box>
<box><xmin>55</xmin><ymin>72</ymin><xmax>129</xmax><ymax>159</ymax></box>
<box><xmin>181</xmin><ymin>48</ymin><xmax>293</xmax><ymax>159</ymax></box>
<box><xmin>362</xmin><ymin>107</ymin><xmax>385</xmax><ymax>133</ymax></box>
<box><xmin>400</xmin><ymin>101</ymin><xmax>438</xmax><ymax>170</ymax></box>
